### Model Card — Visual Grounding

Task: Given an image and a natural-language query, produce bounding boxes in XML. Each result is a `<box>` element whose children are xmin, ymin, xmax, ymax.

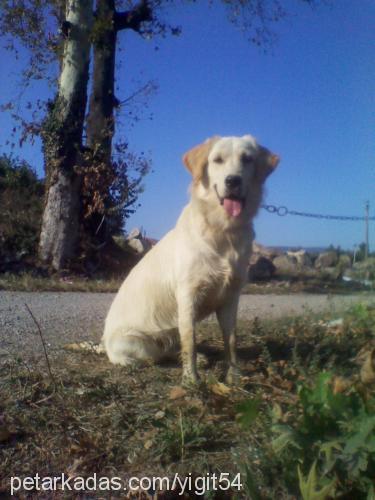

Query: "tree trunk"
<box><xmin>84</xmin><ymin>0</ymin><xmax>117</xmax><ymax>244</ymax></box>
<box><xmin>83</xmin><ymin>0</ymin><xmax>152</xmax><ymax>246</ymax></box>
<box><xmin>39</xmin><ymin>0</ymin><xmax>93</xmax><ymax>270</ymax></box>
<box><xmin>86</xmin><ymin>0</ymin><xmax>116</xmax><ymax>163</ymax></box>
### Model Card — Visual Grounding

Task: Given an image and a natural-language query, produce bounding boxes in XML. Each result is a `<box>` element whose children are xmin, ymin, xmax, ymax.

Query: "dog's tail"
<box><xmin>63</xmin><ymin>341</ymin><xmax>106</xmax><ymax>354</ymax></box>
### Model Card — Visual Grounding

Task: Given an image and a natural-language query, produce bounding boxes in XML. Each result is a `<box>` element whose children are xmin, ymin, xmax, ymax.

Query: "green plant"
<box><xmin>345</xmin><ymin>303</ymin><xmax>375</xmax><ymax>332</ymax></box>
<box><xmin>272</xmin><ymin>372</ymin><xmax>375</xmax><ymax>498</ymax></box>
<box><xmin>0</xmin><ymin>155</ymin><xmax>44</xmax><ymax>263</ymax></box>
<box><xmin>151</xmin><ymin>410</ymin><xmax>220</xmax><ymax>463</ymax></box>
<box><xmin>298</xmin><ymin>461</ymin><xmax>335</xmax><ymax>500</ymax></box>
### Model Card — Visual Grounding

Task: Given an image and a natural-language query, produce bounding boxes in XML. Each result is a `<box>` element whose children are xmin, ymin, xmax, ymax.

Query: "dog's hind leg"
<box><xmin>104</xmin><ymin>328</ymin><xmax>179</xmax><ymax>366</ymax></box>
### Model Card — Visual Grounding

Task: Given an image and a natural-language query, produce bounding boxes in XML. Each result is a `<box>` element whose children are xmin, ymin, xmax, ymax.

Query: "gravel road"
<box><xmin>1</xmin><ymin>291</ymin><xmax>374</xmax><ymax>362</ymax></box>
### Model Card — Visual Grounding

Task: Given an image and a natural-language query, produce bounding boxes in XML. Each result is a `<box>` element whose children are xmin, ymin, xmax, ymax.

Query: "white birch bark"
<box><xmin>39</xmin><ymin>0</ymin><xmax>93</xmax><ymax>270</ymax></box>
<box><xmin>59</xmin><ymin>0</ymin><xmax>93</xmax><ymax>114</ymax></box>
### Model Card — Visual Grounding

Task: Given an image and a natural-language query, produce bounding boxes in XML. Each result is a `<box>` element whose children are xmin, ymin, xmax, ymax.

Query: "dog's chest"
<box><xmin>193</xmin><ymin>248</ymin><xmax>246</xmax><ymax>319</ymax></box>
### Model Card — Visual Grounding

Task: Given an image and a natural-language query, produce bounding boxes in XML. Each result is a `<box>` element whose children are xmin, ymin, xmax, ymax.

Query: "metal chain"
<box><xmin>261</xmin><ymin>204</ymin><xmax>375</xmax><ymax>221</ymax></box>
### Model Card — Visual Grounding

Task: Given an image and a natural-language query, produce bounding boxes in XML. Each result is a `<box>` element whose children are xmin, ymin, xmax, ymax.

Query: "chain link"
<box><xmin>261</xmin><ymin>204</ymin><xmax>375</xmax><ymax>221</ymax></box>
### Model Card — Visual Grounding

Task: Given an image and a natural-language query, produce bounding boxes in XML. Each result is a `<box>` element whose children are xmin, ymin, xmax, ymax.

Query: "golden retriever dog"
<box><xmin>103</xmin><ymin>134</ymin><xmax>279</xmax><ymax>384</ymax></box>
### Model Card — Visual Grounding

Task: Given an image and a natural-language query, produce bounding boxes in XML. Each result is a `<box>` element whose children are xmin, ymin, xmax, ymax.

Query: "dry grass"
<box><xmin>1</xmin><ymin>271</ymin><xmax>370</xmax><ymax>295</ymax></box>
<box><xmin>242</xmin><ymin>279</ymin><xmax>372</xmax><ymax>295</ymax></box>
<box><xmin>1</xmin><ymin>306</ymin><xmax>374</xmax><ymax>498</ymax></box>
<box><xmin>0</xmin><ymin>273</ymin><xmax>122</xmax><ymax>292</ymax></box>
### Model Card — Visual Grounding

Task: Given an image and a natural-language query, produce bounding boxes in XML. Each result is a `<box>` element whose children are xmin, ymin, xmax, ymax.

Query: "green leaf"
<box><xmin>367</xmin><ymin>481</ymin><xmax>375</xmax><ymax>500</ymax></box>
<box><xmin>319</xmin><ymin>440</ymin><xmax>342</xmax><ymax>472</ymax></box>
<box><xmin>243</xmin><ymin>465</ymin><xmax>261</xmax><ymax>500</ymax></box>
<box><xmin>298</xmin><ymin>461</ymin><xmax>336</xmax><ymax>500</ymax></box>
<box><xmin>272</xmin><ymin>424</ymin><xmax>301</xmax><ymax>454</ymax></box>
<box><xmin>343</xmin><ymin>416</ymin><xmax>375</xmax><ymax>454</ymax></box>
<box><xmin>366</xmin><ymin>435</ymin><xmax>375</xmax><ymax>452</ymax></box>
<box><xmin>235</xmin><ymin>398</ymin><xmax>260</xmax><ymax>429</ymax></box>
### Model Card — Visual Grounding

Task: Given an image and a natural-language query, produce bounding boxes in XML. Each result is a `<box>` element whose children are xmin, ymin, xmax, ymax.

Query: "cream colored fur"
<box><xmin>103</xmin><ymin>135</ymin><xmax>279</xmax><ymax>383</ymax></box>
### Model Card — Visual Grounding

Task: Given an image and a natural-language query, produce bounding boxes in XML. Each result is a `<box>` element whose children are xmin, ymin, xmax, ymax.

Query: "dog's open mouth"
<box><xmin>223</xmin><ymin>197</ymin><xmax>244</xmax><ymax>217</ymax></box>
<box><xmin>214</xmin><ymin>185</ymin><xmax>244</xmax><ymax>217</ymax></box>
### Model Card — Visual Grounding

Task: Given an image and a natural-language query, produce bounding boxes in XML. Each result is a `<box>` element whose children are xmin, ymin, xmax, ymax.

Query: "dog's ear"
<box><xmin>183</xmin><ymin>136</ymin><xmax>220</xmax><ymax>183</ymax></box>
<box><xmin>256</xmin><ymin>145</ymin><xmax>280</xmax><ymax>183</ymax></box>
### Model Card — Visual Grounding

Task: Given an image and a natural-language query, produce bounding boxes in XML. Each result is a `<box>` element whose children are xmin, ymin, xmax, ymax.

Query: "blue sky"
<box><xmin>0</xmin><ymin>0</ymin><xmax>374</xmax><ymax>250</ymax></box>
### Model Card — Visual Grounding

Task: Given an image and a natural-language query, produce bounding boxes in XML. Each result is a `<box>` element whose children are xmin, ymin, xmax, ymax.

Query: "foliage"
<box><xmin>80</xmin><ymin>141</ymin><xmax>151</xmax><ymax>235</ymax></box>
<box><xmin>298</xmin><ymin>461</ymin><xmax>336</xmax><ymax>500</ymax></box>
<box><xmin>271</xmin><ymin>372</ymin><xmax>375</xmax><ymax>498</ymax></box>
<box><xmin>235</xmin><ymin>397</ymin><xmax>261</xmax><ymax>429</ymax></box>
<box><xmin>0</xmin><ymin>155</ymin><xmax>44</xmax><ymax>264</ymax></box>
<box><xmin>151</xmin><ymin>408</ymin><xmax>220</xmax><ymax>463</ymax></box>
<box><xmin>0</xmin><ymin>0</ymin><xmax>61</xmax><ymax>80</ymax></box>
<box><xmin>345</xmin><ymin>303</ymin><xmax>375</xmax><ymax>332</ymax></box>
<box><xmin>356</xmin><ymin>243</ymin><xmax>369</xmax><ymax>263</ymax></box>
<box><xmin>231</xmin><ymin>304</ymin><xmax>375</xmax><ymax>498</ymax></box>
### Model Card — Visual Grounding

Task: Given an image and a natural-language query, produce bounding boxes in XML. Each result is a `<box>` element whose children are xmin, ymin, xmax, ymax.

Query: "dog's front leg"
<box><xmin>216</xmin><ymin>293</ymin><xmax>241</xmax><ymax>384</ymax></box>
<box><xmin>177</xmin><ymin>289</ymin><xmax>199</xmax><ymax>384</ymax></box>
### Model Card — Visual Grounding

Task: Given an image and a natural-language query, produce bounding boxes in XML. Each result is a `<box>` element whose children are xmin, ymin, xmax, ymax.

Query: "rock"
<box><xmin>112</xmin><ymin>235</ymin><xmax>129</xmax><ymax>250</ymax></box>
<box><xmin>318</xmin><ymin>267</ymin><xmax>341</xmax><ymax>281</ymax></box>
<box><xmin>273</xmin><ymin>255</ymin><xmax>298</xmax><ymax>276</ymax></box>
<box><xmin>248</xmin><ymin>256</ymin><xmax>276</xmax><ymax>281</ymax></box>
<box><xmin>252</xmin><ymin>242</ymin><xmax>281</xmax><ymax>259</ymax></box>
<box><xmin>315</xmin><ymin>251</ymin><xmax>339</xmax><ymax>269</ymax></box>
<box><xmin>127</xmin><ymin>238</ymin><xmax>146</xmax><ymax>254</ymax></box>
<box><xmin>287</xmin><ymin>249</ymin><xmax>312</xmax><ymax>267</ymax></box>
<box><xmin>127</xmin><ymin>227</ymin><xmax>142</xmax><ymax>240</ymax></box>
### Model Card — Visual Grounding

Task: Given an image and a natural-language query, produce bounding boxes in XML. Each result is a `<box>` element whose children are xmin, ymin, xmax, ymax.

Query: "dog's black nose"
<box><xmin>225</xmin><ymin>175</ymin><xmax>242</xmax><ymax>189</ymax></box>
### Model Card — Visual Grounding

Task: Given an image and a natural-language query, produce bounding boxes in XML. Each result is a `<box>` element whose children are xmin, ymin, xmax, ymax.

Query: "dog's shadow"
<box><xmin>159</xmin><ymin>337</ymin><xmax>314</xmax><ymax>380</ymax></box>
<box><xmin>197</xmin><ymin>342</ymin><xmax>262</xmax><ymax>368</ymax></box>
<box><xmin>159</xmin><ymin>342</ymin><xmax>268</xmax><ymax>369</ymax></box>
<box><xmin>164</xmin><ymin>337</ymin><xmax>313</xmax><ymax>366</ymax></box>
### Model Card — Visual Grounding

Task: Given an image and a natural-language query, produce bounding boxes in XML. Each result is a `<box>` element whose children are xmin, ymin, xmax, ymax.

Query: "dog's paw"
<box><xmin>225</xmin><ymin>365</ymin><xmax>242</xmax><ymax>385</ymax></box>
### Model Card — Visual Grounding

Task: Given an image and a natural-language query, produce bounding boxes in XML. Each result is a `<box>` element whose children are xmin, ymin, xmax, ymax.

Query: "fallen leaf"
<box><xmin>333</xmin><ymin>376</ymin><xmax>351</xmax><ymax>394</ymax></box>
<box><xmin>144</xmin><ymin>439</ymin><xmax>153</xmax><ymax>450</ymax></box>
<box><xmin>185</xmin><ymin>398</ymin><xmax>204</xmax><ymax>410</ymax></box>
<box><xmin>210</xmin><ymin>382</ymin><xmax>231</xmax><ymax>396</ymax></box>
<box><xmin>360</xmin><ymin>349</ymin><xmax>375</xmax><ymax>385</ymax></box>
<box><xmin>169</xmin><ymin>386</ymin><xmax>187</xmax><ymax>400</ymax></box>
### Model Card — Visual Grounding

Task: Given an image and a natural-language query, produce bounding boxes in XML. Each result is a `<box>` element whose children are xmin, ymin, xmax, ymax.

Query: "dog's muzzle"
<box><xmin>214</xmin><ymin>182</ymin><xmax>245</xmax><ymax>218</ymax></box>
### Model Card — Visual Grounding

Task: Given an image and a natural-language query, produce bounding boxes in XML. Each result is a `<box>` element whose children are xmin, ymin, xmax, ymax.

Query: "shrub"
<box><xmin>0</xmin><ymin>155</ymin><xmax>44</xmax><ymax>265</ymax></box>
<box><xmin>272</xmin><ymin>372</ymin><xmax>375</xmax><ymax>498</ymax></box>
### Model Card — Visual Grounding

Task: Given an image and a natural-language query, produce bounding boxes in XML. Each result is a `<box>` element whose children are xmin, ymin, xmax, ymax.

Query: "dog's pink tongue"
<box><xmin>223</xmin><ymin>198</ymin><xmax>242</xmax><ymax>217</ymax></box>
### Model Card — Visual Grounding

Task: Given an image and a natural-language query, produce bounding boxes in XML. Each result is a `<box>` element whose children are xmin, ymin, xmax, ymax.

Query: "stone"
<box><xmin>127</xmin><ymin>227</ymin><xmax>142</xmax><ymax>240</ymax></box>
<box><xmin>273</xmin><ymin>255</ymin><xmax>298</xmax><ymax>276</ymax></box>
<box><xmin>248</xmin><ymin>256</ymin><xmax>276</xmax><ymax>281</ymax></box>
<box><xmin>127</xmin><ymin>238</ymin><xmax>145</xmax><ymax>254</ymax></box>
<box><xmin>315</xmin><ymin>251</ymin><xmax>338</xmax><ymax>269</ymax></box>
<box><xmin>287</xmin><ymin>249</ymin><xmax>312</xmax><ymax>267</ymax></box>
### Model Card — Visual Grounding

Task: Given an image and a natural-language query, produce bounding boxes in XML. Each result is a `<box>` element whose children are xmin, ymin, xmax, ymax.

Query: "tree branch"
<box><xmin>114</xmin><ymin>0</ymin><xmax>152</xmax><ymax>32</ymax></box>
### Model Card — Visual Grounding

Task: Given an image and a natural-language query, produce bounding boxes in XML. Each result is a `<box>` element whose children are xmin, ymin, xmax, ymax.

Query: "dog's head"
<box><xmin>183</xmin><ymin>134</ymin><xmax>279</xmax><ymax>223</ymax></box>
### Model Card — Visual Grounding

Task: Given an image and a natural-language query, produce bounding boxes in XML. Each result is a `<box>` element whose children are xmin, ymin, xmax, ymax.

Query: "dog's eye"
<box><xmin>213</xmin><ymin>156</ymin><xmax>224</xmax><ymax>164</ymax></box>
<box><xmin>241</xmin><ymin>153</ymin><xmax>254</xmax><ymax>164</ymax></box>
